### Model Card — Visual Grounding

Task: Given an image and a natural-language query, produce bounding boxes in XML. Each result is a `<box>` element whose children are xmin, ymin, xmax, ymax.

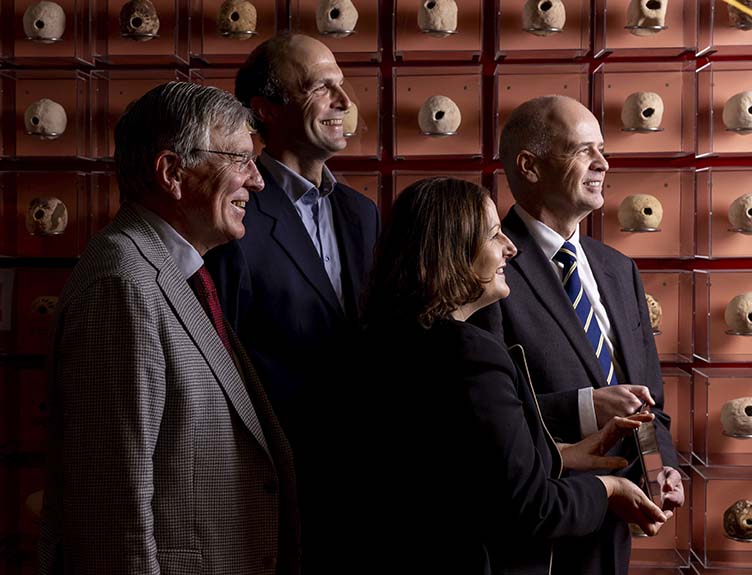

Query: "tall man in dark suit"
<box><xmin>38</xmin><ymin>82</ymin><xmax>300</xmax><ymax>575</ymax></box>
<box><xmin>204</xmin><ymin>33</ymin><xmax>379</xmax><ymax>568</ymax></box>
<box><xmin>493</xmin><ymin>95</ymin><xmax>684</xmax><ymax>575</ymax></box>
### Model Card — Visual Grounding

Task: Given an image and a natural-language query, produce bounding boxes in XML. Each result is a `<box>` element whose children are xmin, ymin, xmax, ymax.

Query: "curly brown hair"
<box><xmin>363</xmin><ymin>177</ymin><xmax>492</xmax><ymax>329</ymax></box>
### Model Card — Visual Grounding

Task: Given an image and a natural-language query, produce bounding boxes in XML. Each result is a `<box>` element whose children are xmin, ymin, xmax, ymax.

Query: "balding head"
<box><xmin>500</xmin><ymin>96</ymin><xmax>595</xmax><ymax>191</ymax></box>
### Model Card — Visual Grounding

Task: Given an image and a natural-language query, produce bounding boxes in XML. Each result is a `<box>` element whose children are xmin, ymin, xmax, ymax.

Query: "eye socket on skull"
<box><xmin>131</xmin><ymin>16</ymin><xmax>143</xmax><ymax>28</ymax></box>
<box><xmin>643</xmin><ymin>207</ymin><xmax>653</xmax><ymax>215</ymax></box>
<box><xmin>747</xmin><ymin>208</ymin><xmax>752</xmax><ymax>217</ymax></box>
<box><xmin>230</xmin><ymin>10</ymin><xmax>239</xmax><ymax>20</ymax></box>
<box><xmin>646</xmin><ymin>0</ymin><xmax>661</xmax><ymax>9</ymax></box>
<box><xmin>34</xmin><ymin>209</ymin><xmax>45</xmax><ymax>220</ymax></box>
<box><xmin>642</xmin><ymin>108</ymin><xmax>655</xmax><ymax>118</ymax></box>
<box><xmin>434</xmin><ymin>111</ymin><xmax>445</xmax><ymax>120</ymax></box>
<box><xmin>330</xmin><ymin>8</ymin><xmax>340</xmax><ymax>19</ymax></box>
<box><xmin>746</xmin><ymin>405</ymin><xmax>752</xmax><ymax>416</ymax></box>
<box><xmin>34</xmin><ymin>19</ymin><xmax>44</xmax><ymax>29</ymax></box>
<box><xmin>748</xmin><ymin>312</ymin><xmax>752</xmax><ymax>323</ymax></box>
<box><xmin>425</xmin><ymin>1</ymin><xmax>436</xmax><ymax>9</ymax></box>
<box><xmin>540</xmin><ymin>1</ymin><xmax>552</xmax><ymax>11</ymax></box>
<box><xmin>747</xmin><ymin>106</ymin><xmax>752</xmax><ymax>115</ymax></box>
<box><xmin>31</xmin><ymin>116</ymin><xmax>40</xmax><ymax>126</ymax></box>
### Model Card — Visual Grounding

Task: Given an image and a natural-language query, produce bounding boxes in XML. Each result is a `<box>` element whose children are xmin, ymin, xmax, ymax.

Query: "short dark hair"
<box><xmin>114</xmin><ymin>81</ymin><xmax>251</xmax><ymax>202</ymax></box>
<box><xmin>235</xmin><ymin>33</ymin><xmax>295</xmax><ymax>138</ymax></box>
<box><xmin>363</xmin><ymin>177</ymin><xmax>492</xmax><ymax>329</ymax></box>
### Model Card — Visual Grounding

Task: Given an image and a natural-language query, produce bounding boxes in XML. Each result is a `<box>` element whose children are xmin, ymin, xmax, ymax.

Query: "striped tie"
<box><xmin>553</xmin><ymin>241</ymin><xmax>618</xmax><ymax>386</ymax></box>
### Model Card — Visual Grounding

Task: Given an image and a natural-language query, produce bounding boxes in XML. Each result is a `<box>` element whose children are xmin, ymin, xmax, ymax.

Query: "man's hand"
<box><xmin>658</xmin><ymin>466</ymin><xmax>685</xmax><ymax>510</ymax></box>
<box><xmin>598</xmin><ymin>475</ymin><xmax>672</xmax><ymax>537</ymax></box>
<box><xmin>593</xmin><ymin>385</ymin><xmax>655</xmax><ymax>428</ymax></box>
<box><xmin>559</xmin><ymin>412</ymin><xmax>654</xmax><ymax>471</ymax></box>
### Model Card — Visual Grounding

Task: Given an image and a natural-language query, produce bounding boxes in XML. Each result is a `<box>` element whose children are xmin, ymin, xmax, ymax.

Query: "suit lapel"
<box><xmin>581</xmin><ymin>238</ymin><xmax>638</xmax><ymax>386</ymax></box>
<box><xmin>330</xmin><ymin>186</ymin><xmax>365</xmax><ymax>318</ymax></box>
<box><xmin>119</xmin><ymin>204</ymin><xmax>272</xmax><ymax>457</ymax></box>
<box><xmin>256</xmin><ymin>164</ymin><xmax>344</xmax><ymax>317</ymax></box>
<box><xmin>503</xmin><ymin>209</ymin><xmax>607</xmax><ymax>387</ymax></box>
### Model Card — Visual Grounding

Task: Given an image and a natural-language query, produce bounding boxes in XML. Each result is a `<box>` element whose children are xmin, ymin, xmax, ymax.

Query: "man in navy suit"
<box><xmin>205</xmin><ymin>33</ymin><xmax>379</xmax><ymax>568</ymax></box>
<box><xmin>488</xmin><ymin>95</ymin><xmax>685</xmax><ymax>574</ymax></box>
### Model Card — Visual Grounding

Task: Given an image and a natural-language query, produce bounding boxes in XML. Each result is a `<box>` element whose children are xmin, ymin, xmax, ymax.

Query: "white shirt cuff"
<box><xmin>578</xmin><ymin>387</ymin><xmax>599</xmax><ymax>438</ymax></box>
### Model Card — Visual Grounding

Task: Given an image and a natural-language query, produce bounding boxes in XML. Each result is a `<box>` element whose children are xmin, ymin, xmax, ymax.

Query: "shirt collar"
<box><xmin>258</xmin><ymin>151</ymin><xmax>338</xmax><ymax>204</ymax></box>
<box><xmin>132</xmin><ymin>203</ymin><xmax>204</xmax><ymax>280</ymax></box>
<box><xmin>513</xmin><ymin>204</ymin><xmax>581</xmax><ymax>261</ymax></box>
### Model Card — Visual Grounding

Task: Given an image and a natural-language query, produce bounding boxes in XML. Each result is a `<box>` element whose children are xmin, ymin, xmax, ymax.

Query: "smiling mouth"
<box><xmin>321</xmin><ymin>119</ymin><xmax>343</xmax><ymax>126</ymax></box>
<box><xmin>583</xmin><ymin>180</ymin><xmax>602</xmax><ymax>188</ymax></box>
<box><xmin>231</xmin><ymin>200</ymin><xmax>246</xmax><ymax>209</ymax></box>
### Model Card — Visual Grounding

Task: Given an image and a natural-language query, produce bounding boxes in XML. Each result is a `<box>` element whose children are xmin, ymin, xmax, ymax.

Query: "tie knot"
<box><xmin>554</xmin><ymin>241</ymin><xmax>577</xmax><ymax>267</ymax></box>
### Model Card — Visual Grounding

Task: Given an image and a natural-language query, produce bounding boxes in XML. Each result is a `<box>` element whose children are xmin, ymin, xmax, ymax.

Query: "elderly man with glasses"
<box><xmin>38</xmin><ymin>82</ymin><xmax>300</xmax><ymax>575</ymax></box>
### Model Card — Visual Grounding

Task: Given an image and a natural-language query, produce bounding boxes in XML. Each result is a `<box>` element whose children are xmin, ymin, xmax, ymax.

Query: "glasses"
<box><xmin>191</xmin><ymin>148</ymin><xmax>257</xmax><ymax>172</ymax></box>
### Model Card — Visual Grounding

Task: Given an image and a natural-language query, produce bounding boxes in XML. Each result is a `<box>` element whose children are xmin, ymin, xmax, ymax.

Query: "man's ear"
<box><xmin>250</xmin><ymin>96</ymin><xmax>281</xmax><ymax>126</ymax></box>
<box><xmin>517</xmin><ymin>150</ymin><xmax>540</xmax><ymax>184</ymax></box>
<box><xmin>154</xmin><ymin>150</ymin><xmax>182</xmax><ymax>200</ymax></box>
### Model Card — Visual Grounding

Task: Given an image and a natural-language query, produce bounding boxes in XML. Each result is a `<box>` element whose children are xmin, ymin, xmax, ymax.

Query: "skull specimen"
<box><xmin>722</xmin><ymin>91</ymin><xmax>752</xmax><ymax>132</ymax></box>
<box><xmin>617</xmin><ymin>194</ymin><xmax>663</xmax><ymax>230</ymax></box>
<box><xmin>24</xmin><ymin>98</ymin><xmax>67</xmax><ymax>139</ymax></box>
<box><xmin>728</xmin><ymin>0</ymin><xmax>752</xmax><ymax>30</ymax></box>
<box><xmin>417</xmin><ymin>0</ymin><xmax>458</xmax><ymax>37</ymax></box>
<box><xmin>522</xmin><ymin>0</ymin><xmax>566</xmax><ymax>36</ymax></box>
<box><xmin>316</xmin><ymin>0</ymin><xmax>358</xmax><ymax>37</ymax></box>
<box><xmin>724</xmin><ymin>499</ymin><xmax>752</xmax><ymax>542</ymax></box>
<box><xmin>23</xmin><ymin>1</ymin><xmax>66</xmax><ymax>42</ymax></box>
<box><xmin>621</xmin><ymin>92</ymin><xmax>664</xmax><ymax>131</ymax></box>
<box><xmin>217</xmin><ymin>0</ymin><xmax>257</xmax><ymax>38</ymax></box>
<box><xmin>418</xmin><ymin>95</ymin><xmax>461</xmax><ymax>135</ymax></box>
<box><xmin>721</xmin><ymin>397</ymin><xmax>752</xmax><ymax>437</ymax></box>
<box><xmin>30</xmin><ymin>296</ymin><xmax>58</xmax><ymax>317</ymax></box>
<box><xmin>626</xmin><ymin>0</ymin><xmax>668</xmax><ymax>36</ymax></box>
<box><xmin>644</xmin><ymin>293</ymin><xmax>662</xmax><ymax>333</ymax></box>
<box><xmin>343</xmin><ymin>101</ymin><xmax>358</xmax><ymax>137</ymax></box>
<box><xmin>728</xmin><ymin>193</ymin><xmax>752</xmax><ymax>232</ymax></box>
<box><xmin>120</xmin><ymin>0</ymin><xmax>160</xmax><ymax>40</ymax></box>
<box><xmin>724</xmin><ymin>292</ymin><xmax>752</xmax><ymax>335</ymax></box>
<box><xmin>26</xmin><ymin>197</ymin><xmax>68</xmax><ymax>236</ymax></box>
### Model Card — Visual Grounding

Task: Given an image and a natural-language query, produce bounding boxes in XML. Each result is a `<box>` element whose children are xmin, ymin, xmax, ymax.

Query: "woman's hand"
<box><xmin>597</xmin><ymin>475</ymin><xmax>672</xmax><ymax>536</ymax></box>
<box><xmin>558</xmin><ymin>412</ymin><xmax>654</xmax><ymax>471</ymax></box>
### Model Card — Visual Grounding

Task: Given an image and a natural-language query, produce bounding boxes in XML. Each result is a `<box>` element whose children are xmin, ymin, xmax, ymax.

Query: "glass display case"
<box><xmin>594</xmin><ymin>0</ymin><xmax>696</xmax><ymax>58</ymax></box>
<box><xmin>190</xmin><ymin>0</ymin><xmax>275</xmax><ymax>64</ymax></box>
<box><xmin>13</xmin><ymin>268</ymin><xmax>70</xmax><ymax>355</ymax></box>
<box><xmin>692</xmin><ymin>466</ymin><xmax>752</xmax><ymax>568</ymax></box>
<box><xmin>333</xmin><ymin>172</ymin><xmax>381</xmax><ymax>208</ymax></box>
<box><xmin>697</xmin><ymin>62</ymin><xmax>752</xmax><ymax>157</ymax></box>
<box><xmin>698</xmin><ymin>0</ymin><xmax>752</xmax><ymax>57</ymax></box>
<box><xmin>661</xmin><ymin>368</ymin><xmax>691</xmax><ymax>463</ymax></box>
<box><xmin>394</xmin><ymin>0</ymin><xmax>482</xmax><ymax>61</ymax></box>
<box><xmin>0</xmin><ymin>69</ymin><xmax>89</xmax><ymax>158</ymax></box>
<box><xmin>592</xmin><ymin>61</ymin><xmax>695</xmax><ymax>158</ymax></box>
<box><xmin>393</xmin><ymin>66</ymin><xmax>482</xmax><ymax>159</ymax></box>
<box><xmin>696</xmin><ymin>168</ymin><xmax>752</xmax><ymax>258</ymax></box>
<box><xmin>639</xmin><ymin>271</ymin><xmax>693</xmax><ymax>363</ymax></box>
<box><xmin>497</xmin><ymin>0</ymin><xmax>590</xmax><ymax>60</ymax></box>
<box><xmin>2</xmin><ymin>0</ymin><xmax>93</xmax><ymax>64</ymax></box>
<box><xmin>95</xmin><ymin>0</ymin><xmax>189</xmax><ymax>64</ymax></box>
<box><xmin>291</xmin><ymin>0</ymin><xmax>380</xmax><ymax>62</ymax></box>
<box><xmin>394</xmin><ymin>171</ymin><xmax>482</xmax><ymax>199</ymax></box>
<box><xmin>495</xmin><ymin>63</ymin><xmax>589</xmax><ymax>159</ymax></box>
<box><xmin>592</xmin><ymin>169</ymin><xmax>694</xmax><ymax>259</ymax></box>
<box><xmin>693</xmin><ymin>368</ymin><xmax>752</xmax><ymax>467</ymax></box>
<box><xmin>694</xmin><ymin>270</ymin><xmax>752</xmax><ymax>363</ymax></box>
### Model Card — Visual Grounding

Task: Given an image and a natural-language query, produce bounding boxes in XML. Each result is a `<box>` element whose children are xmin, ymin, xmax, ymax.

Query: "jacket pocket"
<box><xmin>156</xmin><ymin>549</ymin><xmax>203</xmax><ymax>575</ymax></box>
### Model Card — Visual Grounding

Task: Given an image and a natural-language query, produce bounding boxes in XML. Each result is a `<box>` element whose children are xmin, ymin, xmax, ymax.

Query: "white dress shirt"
<box><xmin>514</xmin><ymin>205</ymin><xmax>626</xmax><ymax>437</ymax></box>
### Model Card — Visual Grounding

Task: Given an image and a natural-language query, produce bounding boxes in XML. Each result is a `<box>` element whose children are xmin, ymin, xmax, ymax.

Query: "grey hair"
<box><xmin>499</xmin><ymin>95</ymin><xmax>563</xmax><ymax>188</ymax></box>
<box><xmin>114</xmin><ymin>81</ymin><xmax>251</xmax><ymax>202</ymax></box>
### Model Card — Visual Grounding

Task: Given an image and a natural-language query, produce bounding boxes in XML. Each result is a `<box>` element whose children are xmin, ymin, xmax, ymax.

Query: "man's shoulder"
<box><xmin>333</xmin><ymin>180</ymin><xmax>378</xmax><ymax>211</ymax></box>
<box><xmin>580</xmin><ymin>235</ymin><xmax>635</xmax><ymax>270</ymax></box>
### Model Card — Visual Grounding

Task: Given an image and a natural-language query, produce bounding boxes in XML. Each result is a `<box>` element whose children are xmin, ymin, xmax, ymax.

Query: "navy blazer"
<box><xmin>205</xmin><ymin>162</ymin><xmax>380</xmax><ymax>444</ymax></box>
<box><xmin>349</xmin><ymin>318</ymin><xmax>609</xmax><ymax>575</ymax></box>
<box><xmin>477</xmin><ymin>207</ymin><xmax>679</xmax><ymax>575</ymax></box>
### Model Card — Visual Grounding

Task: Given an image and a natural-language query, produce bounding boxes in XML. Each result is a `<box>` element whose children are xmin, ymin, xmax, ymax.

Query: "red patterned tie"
<box><xmin>189</xmin><ymin>265</ymin><xmax>233</xmax><ymax>355</ymax></box>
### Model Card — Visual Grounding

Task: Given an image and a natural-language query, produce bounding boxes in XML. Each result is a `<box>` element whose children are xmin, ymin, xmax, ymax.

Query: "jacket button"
<box><xmin>263</xmin><ymin>555</ymin><xmax>277</xmax><ymax>570</ymax></box>
<box><xmin>264</xmin><ymin>479</ymin><xmax>278</xmax><ymax>494</ymax></box>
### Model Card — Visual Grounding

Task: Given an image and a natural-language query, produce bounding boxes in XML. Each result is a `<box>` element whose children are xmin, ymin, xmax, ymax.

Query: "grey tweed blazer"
<box><xmin>37</xmin><ymin>203</ymin><xmax>300</xmax><ymax>575</ymax></box>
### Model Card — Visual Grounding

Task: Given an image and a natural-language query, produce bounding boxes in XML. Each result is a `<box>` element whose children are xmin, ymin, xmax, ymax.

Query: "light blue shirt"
<box><xmin>259</xmin><ymin>152</ymin><xmax>344</xmax><ymax>309</ymax></box>
<box><xmin>133</xmin><ymin>203</ymin><xmax>203</xmax><ymax>280</ymax></box>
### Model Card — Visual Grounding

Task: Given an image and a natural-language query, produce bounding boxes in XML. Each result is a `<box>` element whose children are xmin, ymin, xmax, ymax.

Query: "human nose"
<box><xmin>592</xmin><ymin>148</ymin><xmax>609</xmax><ymax>172</ymax></box>
<box><xmin>332</xmin><ymin>84</ymin><xmax>351</xmax><ymax>110</ymax></box>
<box><xmin>244</xmin><ymin>161</ymin><xmax>265</xmax><ymax>192</ymax></box>
<box><xmin>501</xmin><ymin>233</ymin><xmax>517</xmax><ymax>258</ymax></box>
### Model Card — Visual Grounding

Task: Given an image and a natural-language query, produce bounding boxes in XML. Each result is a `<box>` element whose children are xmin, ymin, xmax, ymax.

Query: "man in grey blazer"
<box><xmin>38</xmin><ymin>82</ymin><xmax>300</xmax><ymax>574</ymax></box>
<box><xmin>488</xmin><ymin>95</ymin><xmax>685</xmax><ymax>574</ymax></box>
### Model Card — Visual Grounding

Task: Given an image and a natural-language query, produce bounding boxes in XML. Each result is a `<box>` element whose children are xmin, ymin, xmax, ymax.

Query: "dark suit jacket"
<box><xmin>38</xmin><ymin>203</ymin><xmax>300</xmax><ymax>575</ymax></box>
<box><xmin>483</xmin><ymin>207</ymin><xmax>679</xmax><ymax>574</ymax></box>
<box><xmin>205</xmin><ymin>163</ymin><xmax>379</xmax><ymax>444</ymax></box>
<box><xmin>351</xmin><ymin>318</ymin><xmax>610</xmax><ymax>575</ymax></box>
